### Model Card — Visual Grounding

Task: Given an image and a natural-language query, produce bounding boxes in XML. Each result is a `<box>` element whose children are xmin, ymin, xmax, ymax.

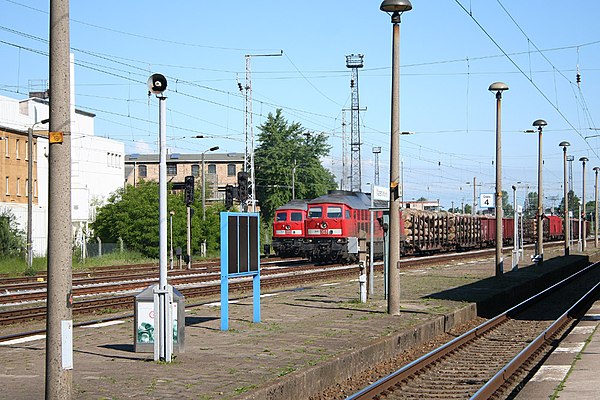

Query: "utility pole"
<box><xmin>346</xmin><ymin>54</ymin><xmax>364</xmax><ymax>192</ymax></box>
<box><xmin>46</xmin><ymin>0</ymin><xmax>73</xmax><ymax>397</ymax></box>
<box><xmin>373</xmin><ymin>147</ymin><xmax>382</xmax><ymax>186</ymax></box>
<box><xmin>239</xmin><ymin>51</ymin><xmax>282</xmax><ymax>211</ymax></box>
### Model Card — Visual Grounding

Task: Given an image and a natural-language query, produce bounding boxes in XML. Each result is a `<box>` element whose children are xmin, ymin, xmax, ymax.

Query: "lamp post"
<box><xmin>559</xmin><ymin>141</ymin><xmax>570</xmax><ymax>255</ymax></box>
<box><xmin>465</xmin><ymin>177</ymin><xmax>480</xmax><ymax>215</ymax></box>
<box><xmin>489</xmin><ymin>82</ymin><xmax>508</xmax><ymax>277</ymax></box>
<box><xmin>594</xmin><ymin>166</ymin><xmax>600</xmax><ymax>248</ymax></box>
<box><xmin>380</xmin><ymin>0</ymin><xmax>412</xmax><ymax>315</ymax></box>
<box><xmin>533</xmin><ymin>119</ymin><xmax>547</xmax><ymax>264</ymax></box>
<box><xmin>580</xmin><ymin>156</ymin><xmax>589</xmax><ymax>251</ymax></box>
<box><xmin>27</xmin><ymin>118</ymin><xmax>49</xmax><ymax>269</ymax></box>
<box><xmin>201</xmin><ymin>146</ymin><xmax>219</xmax><ymax>221</ymax></box>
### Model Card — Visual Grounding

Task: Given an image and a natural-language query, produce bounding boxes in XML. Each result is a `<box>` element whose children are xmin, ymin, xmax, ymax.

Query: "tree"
<box><xmin>558</xmin><ymin>190</ymin><xmax>580</xmax><ymax>217</ymax></box>
<box><xmin>502</xmin><ymin>190</ymin><xmax>514</xmax><ymax>217</ymax></box>
<box><xmin>92</xmin><ymin>180</ymin><xmax>226</xmax><ymax>259</ymax></box>
<box><xmin>254</xmin><ymin>109</ymin><xmax>337</xmax><ymax>225</ymax></box>
<box><xmin>0</xmin><ymin>208</ymin><xmax>25</xmax><ymax>257</ymax></box>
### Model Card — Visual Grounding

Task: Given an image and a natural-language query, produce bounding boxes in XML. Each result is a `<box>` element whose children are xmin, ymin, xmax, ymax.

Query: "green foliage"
<box><xmin>0</xmin><ymin>208</ymin><xmax>25</xmax><ymax>258</ymax></box>
<box><xmin>254</xmin><ymin>109</ymin><xmax>337</xmax><ymax>225</ymax></box>
<box><xmin>92</xmin><ymin>180</ymin><xmax>226</xmax><ymax>259</ymax></box>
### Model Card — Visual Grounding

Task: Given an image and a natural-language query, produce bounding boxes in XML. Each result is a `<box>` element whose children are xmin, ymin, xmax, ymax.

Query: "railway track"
<box><xmin>0</xmin><ymin>262</ymin><xmax>356</xmax><ymax>328</ymax></box>
<box><xmin>346</xmin><ymin>261</ymin><xmax>600</xmax><ymax>400</ymax></box>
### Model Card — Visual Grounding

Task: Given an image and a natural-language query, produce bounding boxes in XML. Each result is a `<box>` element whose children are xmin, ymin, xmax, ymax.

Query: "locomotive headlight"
<box><xmin>320</xmin><ymin>222</ymin><xmax>328</xmax><ymax>229</ymax></box>
<box><xmin>285</xmin><ymin>224</ymin><xmax>291</xmax><ymax>230</ymax></box>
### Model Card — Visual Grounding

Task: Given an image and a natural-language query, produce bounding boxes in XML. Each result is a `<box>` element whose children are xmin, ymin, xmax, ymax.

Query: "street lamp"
<box><xmin>559</xmin><ymin>141</ymin><xmax>570</xmax><ymax>255</ymax></box>
<box><xmin>380</xmin><ymin>0</ymin><xmax>412</xmax><ymax>316</ymax></box>
<box><xmin>594</xmin><ymin>166</ymin><xmax>600</xmax><ymax>248</ymax></box>
<box><xmin>465</xmin><ymin>178</ymin><xmax>480</xmax><ymax>215</ymax></box>
<box><xmin>27</xmin><ymin>118</ymin><xmax>49</xmax><ymax>269</ymax></box>
<box><xmin>580</xmin><ymin>156</ymin><xmax>589</xmax><ymax>251</ymax></box>
<box><xmin>201</xmin><ymin>146</ymin><xmax>219</xmax><ymax>221</ymax></box>
<box><xmin>489</xmin><ymin>82</ymin><xmax>508</xmax><ymax>277</ymax></box>
<box><xmin>532</xmin><ymin>119</ymin><xmax>547</xmax><ymax>264</ymax></box>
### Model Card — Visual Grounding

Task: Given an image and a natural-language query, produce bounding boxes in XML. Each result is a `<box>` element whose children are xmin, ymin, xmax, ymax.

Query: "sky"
<box><xmin>0</xmin><ymin>0</ymin><xmax>599</xmax><ymax>211</ymax></box>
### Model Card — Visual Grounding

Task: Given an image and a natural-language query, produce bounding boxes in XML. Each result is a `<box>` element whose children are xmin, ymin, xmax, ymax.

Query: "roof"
<box><xmin>125</xmin><ymin>152</ymin><xmax>245</xmax><ymax>163</ymax></box>
<box><xmin>308</xmin><ymin>190</ymin><xmax>372</xmax><ymax>210</ymax></box>
<box><xmin>276</xmin><ymin>199</ymin><xmax>309</xmax><ymax>211</ymax></box>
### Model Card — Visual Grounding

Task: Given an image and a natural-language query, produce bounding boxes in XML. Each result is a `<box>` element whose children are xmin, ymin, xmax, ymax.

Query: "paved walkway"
<box><xmin>0</xmin><ymin>247</ymin><xmax>596</xmax><ymax>399</ymax></box>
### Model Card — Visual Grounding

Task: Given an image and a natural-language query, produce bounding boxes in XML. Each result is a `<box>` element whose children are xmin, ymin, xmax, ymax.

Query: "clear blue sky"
<box><xmin>1</xmin><ymin>0</ymin><xmax>599</xmax><ymax>210</ymax></box>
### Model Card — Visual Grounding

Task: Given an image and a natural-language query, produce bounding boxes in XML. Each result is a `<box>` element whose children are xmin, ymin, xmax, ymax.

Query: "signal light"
<box><xmin>184</xmin><ymin>175</ymin><xmax>195</xmax><ymax>206</ymax></box>
<box><xmin>225</xmin><ymin>184</ymin><xmax>234</xmax><ymax>209</ymax></box>
<box><xmin>237</xmin><ymin>171</ymin><xmax>249</xmax><ymax>202</ymax></box>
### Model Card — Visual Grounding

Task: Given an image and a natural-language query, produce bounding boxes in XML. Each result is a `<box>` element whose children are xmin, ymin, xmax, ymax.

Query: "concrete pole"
<box><xmin>562</xmin><ymin>144</ymin><xmax>570</xmax><ymax>255</ymax></box>
<box><xmin>535</xmin><ymin>123</ymin><xmax>545</xmax><ymax>264</ymax></box>
<box><xmin>202</xmin><ymin>152</ymin><xmax>206</xmax><ymax>220</ymax></box>
<box><xmin>387</xmin><ymin>12</ymin><xmax>402</xmax><ymax>315</ymax></box>
<box><xmin>512</xmin><ymin>185</ymin><xmax>518</xmax><ymax>270</ymax></box>
<box><xmin>27</xmin><ymin>127</ymin><xmax>33</xmax><ymax>269</ymax></box>
<box><xmin>472</xmin><ymin>177</ymin><xmax>476</xmax><ymax>215</ymax></box>
<box><xmin>580</xmin><ymin>157</ymin><xmax>588</xmax><ymax>251</ymax></box>
<box><xmin>594</xmin><ymin>167</ymin><xmax>599</xmax><ymax>248</ymax></box>
<box><xmin>46</xmin><ymin>0</ymin><xmax>73</xmax><ymax>397</ymax></box>
<box><xmin>490</xmin><ymin>83</ymin><xmax>507</xmax><ymax>277</ymax></box>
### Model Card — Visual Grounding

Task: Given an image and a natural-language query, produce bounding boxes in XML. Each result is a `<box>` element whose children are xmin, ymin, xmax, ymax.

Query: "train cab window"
<box><xmin>308</xmin><ymin>206</ymin><xmax>323</xmax><ymax>218</ymax></box>
<box><xmin>290</xmin><ymin>212</ymin><xmax>303</xmax><ymax>221</ymax></box>
<box><xmin>276</xmin><ymin>212</ymin><xmax>287</xmax><ymax>222</ymax></box>
<box><xmin>327</xmin><ymin>206</ymin><xmax>342</xmax><ymax>218</ymax></box>
<box><xmin>345</xmin><ymin>210</ymin><xmax>351</xmax><ymax>219</ymax></box>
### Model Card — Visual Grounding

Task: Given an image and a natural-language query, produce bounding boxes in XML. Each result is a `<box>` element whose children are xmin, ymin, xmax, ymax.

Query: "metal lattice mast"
<box><xmin>244</xmin><ymin>55</ymin><xmax>254</xmax><ymax>212</ymax></box>
<box><xmin>346</xmin><ymin>54</ymin><xmax>364</xmax><ymax>192</ymax></box>
<box><xmin>373</xmin><ymin>147</ymin><xmax>382</xmax><ymax>186</ymax></box>
<box><xmin>568</xmin><ymin>155</ymin><xmax>574</xmax><ymax>193</ymax></box>
<box><xmin>341</xmin><ymin>111</ymin><xmax>348</xmax><ymax>190</ymax></box>
<box><xmin>241</xmin><ymin>51</ymin><xmax>283</xmax><ymax>212</ymax></box>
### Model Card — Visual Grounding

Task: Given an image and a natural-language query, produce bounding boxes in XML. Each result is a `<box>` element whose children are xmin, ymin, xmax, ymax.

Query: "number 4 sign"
<box><xmin>480</xmin><ymin>193</ymin><xmax>495</xmax><ymax>208</ymax></box>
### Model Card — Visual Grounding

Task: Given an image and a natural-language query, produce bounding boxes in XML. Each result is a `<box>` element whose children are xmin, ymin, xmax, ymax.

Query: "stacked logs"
<box><xmin>401</xmin><ymin>209</ymin><xmax>481</xmax><ymax>250</ymax></box>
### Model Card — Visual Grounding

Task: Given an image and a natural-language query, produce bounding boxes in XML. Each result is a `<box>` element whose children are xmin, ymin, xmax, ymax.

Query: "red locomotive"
<box><xmin>304</xmin><ymin>190</ymin><xmax>384</xmax><ymax>263</ymax></box>
<box><xmin>272</xmin><ymin>199</ymin><xmax>309</xmax><ymax>257</ymax></box>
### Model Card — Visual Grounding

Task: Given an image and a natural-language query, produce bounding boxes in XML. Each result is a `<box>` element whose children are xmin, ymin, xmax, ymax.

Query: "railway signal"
<box><xmin>184</xmin><ymin>175</ymin><xmax>195</xmax><ymax>206</ymax></box>
<box><xmin>238</xmin><ymin>171</ymin><xmax>249</xmax><ymax>202</ymax></box>
<box><xmin>225</xmin><ymin>185</ymin><xmax>235</xmax><ymax>209</ymax></box>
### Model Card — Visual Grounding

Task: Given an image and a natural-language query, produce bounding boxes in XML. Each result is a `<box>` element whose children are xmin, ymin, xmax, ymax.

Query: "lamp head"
<box><xmin>594</xmin><ymin>167</ymin><xmax>600</xmax><ymax>173</ymax></box>
<box><xmin>380</xmin><ymin>0</ymin><xmax>413</xmax><ymax>13</ymax></box>
<box><xmin>559</xmin><ymin>141</ymin><xmax>570</xmax><ymax>148</ymax></box>
<box><xmin>209</xmin><ymin>146</ymin><xmax>220</xmax><ymax>152</ymax></box>
<box><xmin>580</xmin><ymin>157</ymin><xmax>589</xmax><ymax>163</ymax></box>
<box><xmin>488</xmin><ymin>82</ymin><xmax>509</xmax><ymax>92</ymax></box>
<box><xmin>532</xmin><ymin>119</ymin><xmax>547</xmax><ymax>128</ymax></box>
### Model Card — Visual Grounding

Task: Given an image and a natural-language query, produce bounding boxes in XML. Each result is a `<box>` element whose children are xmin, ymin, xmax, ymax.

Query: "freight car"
<box><xmin>272</xmin><ymin>199</ymin><xmax>309</xmax><ymax>257</ymax></box>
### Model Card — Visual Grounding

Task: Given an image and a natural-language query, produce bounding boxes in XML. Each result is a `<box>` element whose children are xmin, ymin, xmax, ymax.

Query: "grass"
<box><xmin>0</xmin><ymin>250</ymin><xmax>157</xmax><ymax>277</ymax></box>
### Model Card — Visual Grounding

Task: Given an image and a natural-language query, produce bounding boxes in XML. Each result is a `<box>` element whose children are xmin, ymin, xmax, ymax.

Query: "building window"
<box><xmin>227</xmin><ymin>164</ymin><xmax>236</xmax><ymax>177</ymax></box>
<box><xmin>25</xmin><ymin>141</ymin><xmax>28</xmax><ymax>161</ymax></box>
<box><xmin>16</xmin><ymin>178</ymin><xmax>21</xmax><ymax>196</ymax></box>
<box><xmin>33</xmin><ymin>141</ymin><xmax>37</xmax><ymax>162</ymax></box>
<box><xmin>191</xmin><ymin>164</ymin><xmax>200</xmax><ymax>177</ymax></box>
<box><xmin>138</xmin><ymin>164</ymin><xmax>147</xmax><ymax>178</ymax></box>
<box><xmin>207</xmin><ymin>164</ymin><xmax>216</xmax><ymax>174</ymax></box>
<box><xmin>34</xmin><ymin>179</ymin><xmax>37</xmax><ymax>197</ymax></box>
<box><xmin>5</xmin><ymin>177</ymin><xmax>9</xmax><ymax>195</ymax></box>
<box><xmin>167</xmin><ymin>163</ymin><xmax>177</xmax><ymax>176</ymax></box>
<box><xmin>25</xmin><ymin>179</ymin><xmax>28</xmax><ymax>197</ymax></box>
<box><xmin>15</xmin><ymin>139</ymin><xmax>20</xmax><ymax>159</ymax></box>
<box><xmin>4</xmin><ymin>138</ymin><xmax>8</xmax><ymax>157</ymax></box>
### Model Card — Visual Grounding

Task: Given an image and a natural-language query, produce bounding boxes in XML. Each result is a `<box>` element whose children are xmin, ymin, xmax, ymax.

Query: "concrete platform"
<box><xmin>0</xmin><ymin>246</ymin><xmax>597</xmax><ymax>399</ymax></box>
<box><xmin>516</xmin><ymin>300</ymin><xmax>600</xmax><ymax>400</ymax></box>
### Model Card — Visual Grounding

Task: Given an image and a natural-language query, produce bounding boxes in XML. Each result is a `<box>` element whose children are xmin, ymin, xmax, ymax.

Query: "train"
<box><xmin>272</xmin><ymin>190</ymin><xmax>588</xmax><ymax>264</ymax></box>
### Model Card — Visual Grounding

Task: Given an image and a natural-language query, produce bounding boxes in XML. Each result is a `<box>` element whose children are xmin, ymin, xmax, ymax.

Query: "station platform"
<box><xmin>0</xmin><ymin>245</ymin><xmax>598</xmax><ymax>399</ymax></box>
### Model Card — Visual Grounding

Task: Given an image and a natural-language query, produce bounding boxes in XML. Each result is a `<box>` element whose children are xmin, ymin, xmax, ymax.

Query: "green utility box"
<box><xmin>134</xmin><ymin>284</ymin><xmax>185</xmax><ymax>353</ymax></box>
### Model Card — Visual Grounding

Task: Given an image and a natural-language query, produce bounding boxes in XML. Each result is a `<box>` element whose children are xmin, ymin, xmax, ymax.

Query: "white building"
<box><xmin>0</xmin><ymin>93</ymin><xmax>124</xmax><ymax>256</ymax></box>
